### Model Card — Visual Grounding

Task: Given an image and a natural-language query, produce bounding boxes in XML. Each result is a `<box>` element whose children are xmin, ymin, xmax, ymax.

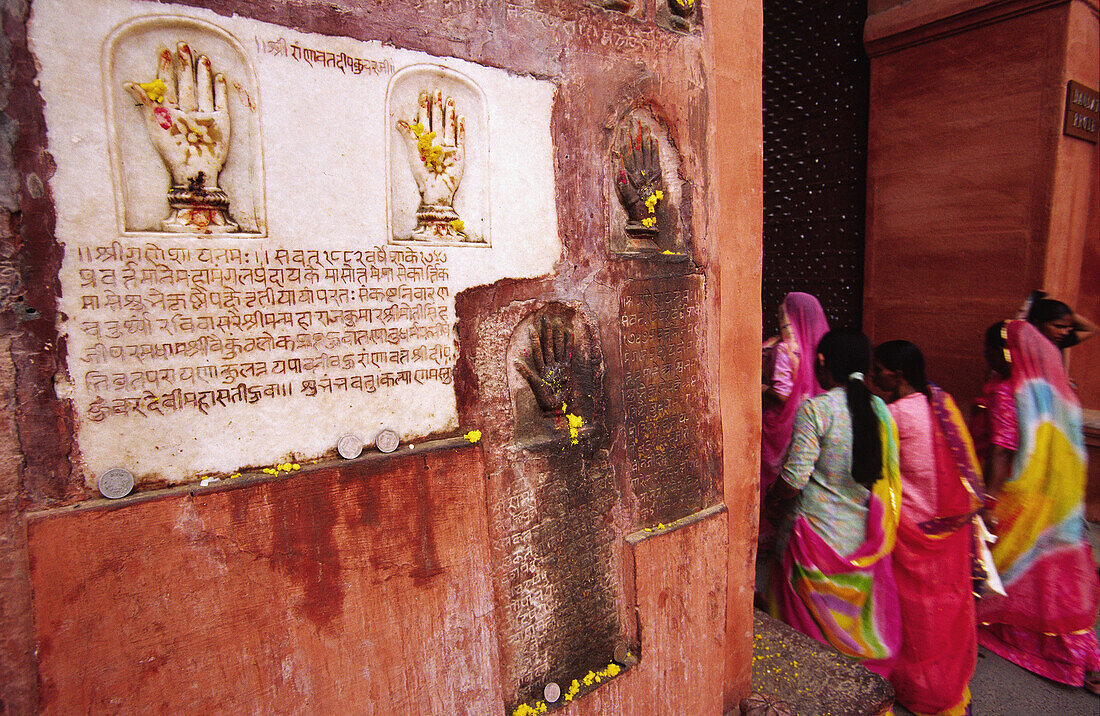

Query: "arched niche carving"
<box><xmin>608</xmin><ymin>106</ymin><xmax>692</xmax><ymax>260</ymax></box>
<box><xmin>507</xmin><ymin>302</ymin><xmax>604</xmax><ymax>447</ymax></box>
<box><xmin>386</xmin><ymin>64</ymin><xmax>490</xmax><ymax>246</ymax></box>
<box><xmin>103</xmin><ymin>15</ymin><xmax>266</xmax><ymax>236</ymax></box>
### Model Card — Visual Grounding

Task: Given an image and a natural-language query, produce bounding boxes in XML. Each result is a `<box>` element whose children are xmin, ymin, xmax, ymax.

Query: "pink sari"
<box><xmin>761</xmin><ymin>293</ymin><xmax>829</xmax><ymax>491</ymax></box>
<box><xmin>890</xmin><ymin>387</ymin><xmax>983</xmax><ymax>715</ymax></box>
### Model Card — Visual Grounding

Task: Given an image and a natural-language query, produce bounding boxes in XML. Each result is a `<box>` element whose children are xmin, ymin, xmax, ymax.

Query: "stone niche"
<box><xmin>472</xmin><ymin>299</ymin><xmax>629</xmax><ymax>711</ymax></box>
<box><xmin>104</xmin><ymin>15</ymin><xmax>266</xmax><ymax>236</ymax></box>
<box><xmin>387</xmin><ymin>64</ymin><xmax>490</xmax><ymax>245</ymax></box>
<box><xmin>608</xmin><ymin>106</ymin><xmax>692</xmax><ymax>259</ymax></box>
<box><xmin>29</xmin><ymin>0</ymin><xmax>560</xmax><ymax>488</ymax></box>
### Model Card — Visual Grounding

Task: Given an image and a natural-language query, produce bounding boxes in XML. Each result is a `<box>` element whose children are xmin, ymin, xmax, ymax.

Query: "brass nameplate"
<box><xmin>1064</xmin><ymin>80</ymin><xmax>1098</xmax><ymax>143</ymax></box>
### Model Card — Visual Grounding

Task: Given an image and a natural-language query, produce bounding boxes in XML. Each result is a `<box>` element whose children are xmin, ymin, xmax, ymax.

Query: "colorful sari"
<box><xmin>890</xmin><ymin>386</ymin><xmax>984</xmax><ymax>716</ymax></box>
<box><xmin>976</xmin><ymin>321</ymin><xmax>1100</xmax><ymax>685</ymax></box>
<box><xmin>770</xmin><ymin>397</ymin><xmax>903</xmax><ymax>677</ymax></box>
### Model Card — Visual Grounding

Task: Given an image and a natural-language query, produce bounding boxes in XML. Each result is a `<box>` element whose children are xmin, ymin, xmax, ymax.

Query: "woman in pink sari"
<box><xmin>761</xmin><ymin>293</ymin><xmax>829</xmax><ymax>539</ymax></box>
<box><xmin>975</xmin><ymin>320</ymin><xmax>1100</xmax><ymax>691</ymax></box>
<box><xmin>873</xmin><ymin>340</ymin><xmax>983</xmax><ymax>715</ymax></box>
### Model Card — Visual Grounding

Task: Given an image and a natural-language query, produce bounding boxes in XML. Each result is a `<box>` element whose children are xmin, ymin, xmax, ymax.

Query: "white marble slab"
<box><xmin>29</xmin><ymin>0</ymin><xmax>560</xmax><ymax>486</ymax></box>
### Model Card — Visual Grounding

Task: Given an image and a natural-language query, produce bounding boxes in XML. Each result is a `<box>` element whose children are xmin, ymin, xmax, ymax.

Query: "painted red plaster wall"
<box><xmin>26</xmin><ymin>450</ymin><xmax>736</xmax><ymax>714</ymax></box>
<box><xmin>29</xmin><ymin>449</ymin><xmax>502</xmax><ymax>714</ymax></box>
<box><xmin>709</xmin><ymin>0</ymin><xmax>764</xmax><ymax>706</ymax></box>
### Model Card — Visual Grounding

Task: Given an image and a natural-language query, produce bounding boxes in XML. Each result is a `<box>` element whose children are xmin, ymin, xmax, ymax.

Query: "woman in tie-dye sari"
<box><xmin>975</xmin><ymin>320</ymin><xmax>1100</xmax><ymax>688</ymax></box>
<box><xmin>764</xmin><ymin>330</ymin><xmax>902</xmax><ymax>677</ymax></box>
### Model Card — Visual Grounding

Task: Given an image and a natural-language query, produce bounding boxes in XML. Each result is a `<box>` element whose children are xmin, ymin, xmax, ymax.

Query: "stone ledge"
<box><xmin>1082</xmin><ymin>408</ymin><xmax>1100</xmax><ymax>442</ymax></box>
<box><xmin>863</xmin><ymin>0</ymin><xmax>1091</xmax><ymax>57</ymax></box>
<box><xmin>750</xmin><ymin>609</ymin><xmax>894</xmax><ymax>716</ymax></box>
<box><xmin>25</xmin><ymin>434</ymin><xmax>478</xmax><ymax>519</ymax></box>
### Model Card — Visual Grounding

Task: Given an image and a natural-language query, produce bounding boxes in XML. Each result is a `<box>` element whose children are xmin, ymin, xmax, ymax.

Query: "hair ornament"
<box><xmin>848</xmin><ymin>371</ymin><xmax>865</xmax><ymax>383</ymax></box>
<box><xmin>1000</xmin><ymin>322</ymin><xmax>1011</xmax><ymax>364</ymax></box>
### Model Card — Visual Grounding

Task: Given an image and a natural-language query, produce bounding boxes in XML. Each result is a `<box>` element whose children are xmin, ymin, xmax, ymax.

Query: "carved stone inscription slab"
<box><xmin>472</xmin><ymin>301</ymin><xmax>625</xmax><ymax>709</ymax></box>
<box><xmin>29</xmin><ymin>0</ymin><xmax>559</xmax><ymax>486</ymax></box>
<box><xmin>499</xmin><ymin>445</ymin><xmax>620</xmax><ymax>709</ymax></box>
<box><xmin>620</xmin><ymin>274</ymin><xmax>706</xmax><ymax>524</ymax></box>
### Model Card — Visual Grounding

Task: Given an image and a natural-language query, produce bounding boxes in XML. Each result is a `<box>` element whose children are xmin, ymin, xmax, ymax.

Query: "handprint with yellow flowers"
<box><xmin>396</xmin><ymin>90</ymin><xmax>478</xmax><ymax>242</ymax></box>
<box><xmin>124</xmin><ymin>42</ymin><xmax>236</xmax><ymax>233</ymax></box>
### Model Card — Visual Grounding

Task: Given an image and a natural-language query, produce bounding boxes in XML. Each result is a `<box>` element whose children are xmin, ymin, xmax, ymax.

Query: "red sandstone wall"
<box><xmin>26</xmin><ymin>449</ymin><xmax>735</xmax><ymax>715</ymax></box>
<box><xmin>863</xmin><ymin>0</ymin><xmax>1099</xmax><ymax>411</ymax></box>
<box><xmin>710</xmin><ymin>0</ymin><xmax>764</xmax><ymax>700</ymax></box>
<box><xmin>1062</xmin><ymin>1</ymin><xmax>1100</xmax><ymax>409</ymax></box>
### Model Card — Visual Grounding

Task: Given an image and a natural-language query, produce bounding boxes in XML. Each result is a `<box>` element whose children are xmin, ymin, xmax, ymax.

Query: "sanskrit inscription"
<box><xmin>255</xmin><ymin>35</ymin><xmax>395</xmax><ymax>76</ymax></box>
<box><xmin>620</xmin><ymin>275</ymin><xmax>706</xmax><ymax>524</ymax></box>
<box><xmin>72</xmin><ymin>242</ymin><xmax>454</xmax><ymax>424</ymax></box>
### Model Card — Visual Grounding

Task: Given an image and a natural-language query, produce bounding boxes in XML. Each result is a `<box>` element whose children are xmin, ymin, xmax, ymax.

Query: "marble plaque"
<box><xmin>619</xmin><ymin>274</ymin><xmax>707</xmax><ymax>523</ymax></box>
<box><xmin>29</xmin><ymin>0</ymin><xmax>560</xmax><ymax>486</ymax></box>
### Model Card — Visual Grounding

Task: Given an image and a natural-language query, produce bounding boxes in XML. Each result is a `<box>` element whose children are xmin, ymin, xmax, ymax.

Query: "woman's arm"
<box><xmin>763</xmin><ymin>346</ymin><xmax>796</xmax><ymax>407</ymax></box>
<box><xmin>763</xmin><ymin>477</ymin><xmax>800</xmax><ymax>524</ymax></box>
<box><xmin>764</xmin><ymin>401</ymin><xmax>819</xmax><ymax>520</ymax></box>
<box><xmin>981</xmin><ymin>445</ymin><xmax>1014</xmax><ymax>532</ymax></box>
<box><xmin>1072</xmin><ymin>311</ymin><xmax>1097</xmax><ymax>343</ymax></box>
<box><xmin>985</xmin><ymin>445</ymin><xmax>1013</xmax><ymax>498</ymax></box>
<box><xmin>763</xmin><ymin>384</ymin><xmax>788</xmax><ymax>407</ymax></box>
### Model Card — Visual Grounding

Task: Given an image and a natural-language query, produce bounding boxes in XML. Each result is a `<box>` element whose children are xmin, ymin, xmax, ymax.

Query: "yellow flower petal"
<box><xmin>138</xmin><ymin>78</ymin><xmax>168</xmax><ymax>103</ymax></box>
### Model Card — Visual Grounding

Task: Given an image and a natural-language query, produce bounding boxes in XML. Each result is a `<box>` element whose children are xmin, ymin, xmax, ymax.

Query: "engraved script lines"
<box><xmin>71</xmin><ymin>242</ymin><xmax>456</xmax><ymax>425</ymax></box>
<box><xmin>620</xmin><ymin>277</ymin><xmax>707</xmax><ymax>523</ymax></box>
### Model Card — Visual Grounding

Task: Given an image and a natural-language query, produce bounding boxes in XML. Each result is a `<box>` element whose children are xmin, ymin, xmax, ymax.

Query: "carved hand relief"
<box><xmin>123</xmin><ymin>42</ymin><xmax>236</xmax><ymax>233</ymax></box>
<box><xmin>395</xmin><ymin>90</ymin><xmax>470</xmax><ymax>241</ymax></box>
<box><xmin>516</xmin><ymin>315</ymin><xmax>575</xmax><ymax>416</ymax></box>
<box><xmin>478</xmin><ymin>301</ymin><xmax>621</xmax><ymax>707</ymax></box>
<box><xmin>609</xmin><ymin>109</ymin><xmax>691</xmax><ymax>258</ymax></box>
<box><xmin>105</xmin><ymin>16</ymin><xmax>266</xmax><ymax>236</ymax></box>
<box><xmin>388</xmin><ymin>65</ymin><xmax>489</xmax><ymax>246</ymax></box>
<box><xmin>615</xmin><ymin>121</ymin><xmax>664</xmax><ymax>247</ymax></box>
<box><xmin>509</xmin><ymin>305</ymin><xmax>603</xmax><ymax>447</ymax></box>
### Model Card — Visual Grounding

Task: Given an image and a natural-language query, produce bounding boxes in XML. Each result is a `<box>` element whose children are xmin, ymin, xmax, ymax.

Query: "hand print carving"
<box><xmin>615</xmin><ymin>120</ymin><xmax>664</xmax><ymax>249</ymax></box>
<box><xmin>516</xmin><ymin>315</ymin><xmax>576</xmax><ymax>417</ymax></box>
<box><xmin>387</xmin><ymin>65</ymin><xmax>488</xmax><ymax>246</ymax></box>
<box><xmin>509</xmin><ymin>304</ymin><xmax>604</xmax><ymax>448</ymax></box>
<box><xmin>609</xmin><ymin>109</ymin><xmax>691</xmax><ymax>259</ymax></box>
<box><xmin>124</xmin><ymin>42</ymin><xmax>237</xmax><ymax>233</ymax></box>
<box><xmin>396</xmin><ymin>90</ymin><xmax>478</xmax><ymax>242</ymax></box>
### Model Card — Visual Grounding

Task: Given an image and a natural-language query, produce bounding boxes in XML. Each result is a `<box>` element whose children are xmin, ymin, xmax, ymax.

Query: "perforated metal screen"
<box><xmin>763</xmin><ymin>0</ymin><xmax>870</xmax><ymax>335</ymax></box>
